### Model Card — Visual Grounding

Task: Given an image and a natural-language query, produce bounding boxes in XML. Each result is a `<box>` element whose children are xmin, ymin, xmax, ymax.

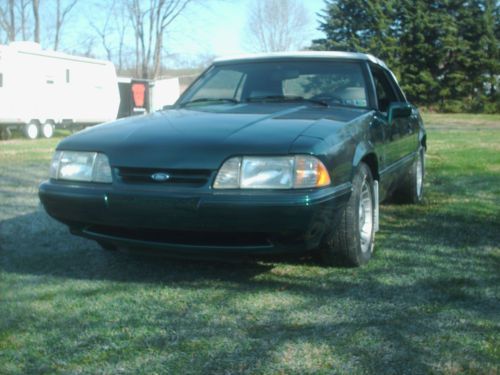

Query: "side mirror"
<box><xmin>388</xmin><ymin>102</ymin><xmax>412</xmax><ymax>125</ymax></box>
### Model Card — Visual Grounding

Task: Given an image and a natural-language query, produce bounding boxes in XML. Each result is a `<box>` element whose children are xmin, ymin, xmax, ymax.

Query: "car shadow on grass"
<box><xmin>1</xmin><ymin>197</ymin><xmax>499</xmax><ymax>373</ymax></box>
<box><xmin>0</xmin><ymin>198</ymin><xmax>498</xmax><ymax>283</ymax></box>
<box><xmin>0</xmin><ymin>209</ymin><xmax>278</xmax><ymax>284</ymax></box>
<box><xmin>1</xmin><ymin>204</ymin><xmax>498</xmax><ymax>313</ymax></box>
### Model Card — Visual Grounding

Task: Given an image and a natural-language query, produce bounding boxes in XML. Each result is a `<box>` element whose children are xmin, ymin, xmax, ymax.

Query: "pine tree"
<box><xmin>313</xmin><ymin>0</ymin><xmax>398</xmax><ymax>68</ymax></box>
<box><xmin>435</xmin><ymin>0</ymin><xmax>472</xmax><ymax>111</ymax></box>
<box><xmin>482</xmin><ymin>0</ymin><xmax>500</xmax><ymax>111</ymax></box>
<box><xmin>397</xmin><ymin>0</ymin><xmax>441</xmax><ymax>105</ymax></box>
<box><xmin>312</xmin><ymin>0</ymin><xmax>500</xmax><ymax>112</ymax></box>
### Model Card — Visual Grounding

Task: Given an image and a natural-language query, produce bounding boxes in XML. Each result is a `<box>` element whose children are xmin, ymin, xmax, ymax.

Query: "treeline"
<box><xmin>313</xmin><ymin>0</ymin><xmax>500</xmax><ymax>113</ymax></box>
<box><xmin>0</xmin><ymin>0</ymin><xmax>196</xmax><ymax>79</ymax></box>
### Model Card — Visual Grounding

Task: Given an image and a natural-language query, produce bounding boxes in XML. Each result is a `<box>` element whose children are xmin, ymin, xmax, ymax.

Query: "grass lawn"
<box><xmin>0</xmin><ymin>117</ymin><xmax>499</xmax><ymax>374</ymax></box>
<box><xmin>421</xmin><ymin>112</ymin><xmax>500</xmax><ymax>128</ymax></box>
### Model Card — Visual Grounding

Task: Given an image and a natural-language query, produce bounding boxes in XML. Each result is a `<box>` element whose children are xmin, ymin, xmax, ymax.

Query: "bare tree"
<box><xmin>17</xmin><ymin>0</ymin><xmax>31</xmax><ymax>40</ymax></box>
<box><xmin>128</xmin><ymin>0</ymin><xmax>193</xmax><ymax>79</ymax></box>
<box><xmin>115</xmin><ymin>3</ymin><xmax>129</xmax><ymax>72</ymax></box>
<box><xmin>0</xmin><ymin>0</ymin><xmax>16</xmax><ymax>41</ymax></box>
<box><xmin>90</xmin><ymin>0</ymin><xmax>130</xmax><ymax>71</ymax></box>
<box><xmin>246</xmin><ymin>0</ymin><xmax>311</xmax><ymax>52</ymax></box>
<box><xmin>32</xmin><ymin>0</ymin><xmax>40</xmax><ymax>43</ymax></box>
<box><xmin>90</xmin><ymin>6</ymin><xmax>113</xmax><ymax>61</ymax></box>
<box><xmin>53</xmin><ymin>0</ymin><xmax>78</xmax><ymax>50</ymax></box>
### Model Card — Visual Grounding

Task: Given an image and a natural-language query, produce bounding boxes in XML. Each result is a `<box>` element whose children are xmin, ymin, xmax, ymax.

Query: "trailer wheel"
<box><xmin>1</xmin><ymin>127</ymin><xmax>12</xmax><ymax>140</ymax></box>
<box><xmin>24</xmin><ymin>122</ymin><xmax>39</xmax><ymax>140</ymax></box>
<box><xmin>42</xmin><ymin>122</ymin><xmax>55</xmax><ymax>138</ymax></box>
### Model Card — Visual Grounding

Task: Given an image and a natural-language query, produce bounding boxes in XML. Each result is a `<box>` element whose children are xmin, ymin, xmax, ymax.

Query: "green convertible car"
<box><xmin>39</xmin><ymin>52</ymin><xmax>426</xmax><ymax>266</ymax></box>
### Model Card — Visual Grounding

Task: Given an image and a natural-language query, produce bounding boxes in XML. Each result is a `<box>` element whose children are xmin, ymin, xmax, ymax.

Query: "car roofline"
<box><xmin>213</xmin><ymin>51</ymin><xmax>388</xmax><ymax>69</ymax></box>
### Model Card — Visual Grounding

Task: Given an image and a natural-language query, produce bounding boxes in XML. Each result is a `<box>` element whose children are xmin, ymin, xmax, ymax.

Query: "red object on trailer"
<box><xmin>117</xmin><ymin>78</ymin><xmax>150</xmax><ymax>118</ymax></box>
<box><xmin>131</xmin><ymin>82</ymin><xmax>146</xmax><ymax>107</ymax></box>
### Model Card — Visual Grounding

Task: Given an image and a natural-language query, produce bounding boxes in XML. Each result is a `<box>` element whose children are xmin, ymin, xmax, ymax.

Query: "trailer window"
<box><xmin>66</xmin><ymin>69</ymin><xmax>70</xmax><ymax>83</ymax></box>
<box><xmin>0</xmin><ymin>73</ymin><xmax>3</xmax><ymax>87</ymax></box>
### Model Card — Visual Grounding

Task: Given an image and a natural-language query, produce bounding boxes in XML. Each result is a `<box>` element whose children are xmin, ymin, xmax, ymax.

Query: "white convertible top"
<box><xmin>214</xmin><ymin>51</ymin><xmax>388</xmax><ymax>69</ymax></box>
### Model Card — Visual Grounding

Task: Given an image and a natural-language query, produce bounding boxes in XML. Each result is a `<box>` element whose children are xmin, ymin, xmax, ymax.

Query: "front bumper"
<box><xmin>39</xmin><ymin>180</ymin><xmax>351</xmax><ymax>254</ymax></box>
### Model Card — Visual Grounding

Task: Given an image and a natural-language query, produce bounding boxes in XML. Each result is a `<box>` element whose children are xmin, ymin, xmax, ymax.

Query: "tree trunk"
<box><xmin>54</xmin><ymin>0</ymin><xmax>61</xmax><ymax>50</ymax></box>
<box><xmin>33</xmin><ymin>0</ymin><xmax>40</xmax><ymax>43</ymax></box>
<box><xmin>8</xmin><ymin>0</ymin><xmax>15</xmax><ymax>41</ymax></box>
<box><xmin>21</xmin><ymin>0</ymin><xmax>28</xmax><ymax>40</ymax></box>
<box><xmin>118</xmin><ymin>28</ymin><xmax>125</xmax><ymax>72</ymax></box>
<box><xmin>153</xmin><ymin>33</ymin><xmax>163</xmax><ymax>79</ymax></box>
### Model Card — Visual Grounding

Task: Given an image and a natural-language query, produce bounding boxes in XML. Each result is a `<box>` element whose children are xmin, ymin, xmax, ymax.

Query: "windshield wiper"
<box><xmin>181</xmin><ymin>97</ymin><xmax>239</xmax><ymax>107</ymax></box>
<box><xmin>245</xmin><ymin>95</ymin><xmax>329</xmax><ymax>107</ymax></box>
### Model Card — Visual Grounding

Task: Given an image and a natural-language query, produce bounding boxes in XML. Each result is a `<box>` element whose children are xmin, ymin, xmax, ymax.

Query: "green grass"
<box><xmin>1</xmin><ymin>121</ymin><xmax>499</xmax><ymax>374</ymax></box>
<box><xmin>421</xmin><ymin>112</ymin><xmax>500</xmax><ymax>128</ymax></box>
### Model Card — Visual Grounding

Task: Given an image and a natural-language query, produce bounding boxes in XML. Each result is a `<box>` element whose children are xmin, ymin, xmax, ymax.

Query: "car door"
<box><xmin>384</xmin><ymin>71</ymin><xmax>420</xmax><ymax>163</ymax></box>
<box><xmin>369</xmin><ymin>64</ymin><xmax>414</xmax><ymax>189</ymax></box>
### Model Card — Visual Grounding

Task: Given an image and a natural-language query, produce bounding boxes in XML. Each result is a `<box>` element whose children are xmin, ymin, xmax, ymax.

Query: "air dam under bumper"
<box><xmin>39</xmin><ymin>181</ymin><xmax>352</xmax><ymax>255</ymax></box>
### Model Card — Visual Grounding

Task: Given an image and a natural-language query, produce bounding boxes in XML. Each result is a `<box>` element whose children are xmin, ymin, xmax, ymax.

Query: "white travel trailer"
<box><xmin>0</xmin><ymin>42</ymin><xmax>120</xmax><ymax>140</ymax></box>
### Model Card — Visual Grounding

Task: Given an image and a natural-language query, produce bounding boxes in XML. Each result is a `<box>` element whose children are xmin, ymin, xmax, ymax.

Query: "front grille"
<box><xmin>116</xmin><ymin>167</ymin><xmax>212</xmax><ymax>187</ymax></box>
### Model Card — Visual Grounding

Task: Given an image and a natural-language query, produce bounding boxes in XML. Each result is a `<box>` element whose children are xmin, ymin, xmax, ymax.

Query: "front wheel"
<box><xmin>319</xmin><ymin>163</ymin><xmax>375</xmax><ymax>267</ymax></box>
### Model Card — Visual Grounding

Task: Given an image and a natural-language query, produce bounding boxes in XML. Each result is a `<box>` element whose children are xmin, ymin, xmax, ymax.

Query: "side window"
<box><xmin>190</xmin><ymin>69</ymin><xmax>245</xmax><ymax>101</ymax></box>
<box><xmin>385</xmin><ymin>71</ymin><xmax>406</xmax><ymax>102</ymax></box>
<box><xmin>370</xmin><ymin>66</ymin><xmax>398</xmax><ymax>112</ymax></box>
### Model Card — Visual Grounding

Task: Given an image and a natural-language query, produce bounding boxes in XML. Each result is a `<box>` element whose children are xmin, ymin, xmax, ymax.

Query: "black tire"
<box><xmin>319</xmin><ymin>163</ymin><xmax>375</xmax><ymax>267</ymax></box>
<box><xmin>0</xmin><ymin>127</ymin><xmax>12</xmax><ymax>140</ymax></box>
<box><xmin>394</xmin><ymin>149</ymin><xmax>424</xmax><ymax>204</ymax></box>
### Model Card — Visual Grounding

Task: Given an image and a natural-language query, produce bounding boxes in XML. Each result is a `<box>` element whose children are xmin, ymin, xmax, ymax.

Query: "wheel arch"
<box><xmin>360</xmin><ymin>153</ymin><xmax>379</xmax><ymax>182</ymax></box>
<box><xmin>352</xmin><ymin>143</ymin><xmax>379</xmax><ymax>182</ymax></box>
<box><xmin>420</xmin><ymin>132</ymin><xmax>427</xmax><ymax>151</ymax></box>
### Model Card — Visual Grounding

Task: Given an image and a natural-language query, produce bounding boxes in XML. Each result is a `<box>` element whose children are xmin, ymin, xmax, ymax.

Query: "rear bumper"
<box><xmin>39</xmin><ymin>180</ymin><xmax>351</xmax><ymax>254</ymax></box>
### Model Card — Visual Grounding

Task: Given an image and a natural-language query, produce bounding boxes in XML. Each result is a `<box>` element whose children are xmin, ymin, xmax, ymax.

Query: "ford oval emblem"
<box><xmin>151</xmin><ymin>172</ymin><xmax>170</xmax><ymax>182</ymax></box>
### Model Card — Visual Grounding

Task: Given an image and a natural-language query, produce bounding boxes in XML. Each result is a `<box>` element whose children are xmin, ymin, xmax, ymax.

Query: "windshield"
<box><xmin>179</xmin><ymin>60</ymin><xmax>369</xmax><ymax>108</ymax></box>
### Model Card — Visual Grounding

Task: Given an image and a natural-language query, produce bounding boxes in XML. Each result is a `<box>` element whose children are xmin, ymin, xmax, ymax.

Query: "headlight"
<box><xmin>214</xmin><ymin>155</ymin><xmax>331</xmax><ymax>189</ymax></box>
<box><xmin>50</xmin><ymin>151</ymin><xmax>112</xmax><ymax>183</ymax></box>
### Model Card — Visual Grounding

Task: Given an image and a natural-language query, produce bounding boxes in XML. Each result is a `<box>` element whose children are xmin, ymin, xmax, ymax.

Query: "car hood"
<box><xmin>58</xmin><ymin>103</ymin><xmax>369</xmax><ymax>170</ymax></box>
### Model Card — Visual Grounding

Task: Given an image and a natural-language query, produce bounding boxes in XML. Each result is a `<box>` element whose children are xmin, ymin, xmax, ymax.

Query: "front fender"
<box><xmin>351</xmin><ymin>141</ymin><xmax>380</xmax><ymax>183</ymax></box>
<box><xmin>353</xmin><ymin>141</ymin><xmax>375</xmax><ymax>168</ymax></box>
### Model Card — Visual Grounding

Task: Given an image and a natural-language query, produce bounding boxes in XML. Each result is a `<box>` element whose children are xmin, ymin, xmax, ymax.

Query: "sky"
<box><xmin>58</xmin><ymin>0</ymin><xmax>328</xmax><ymax>67</ymax></box>
<box><xmin>1</xmin><ymin>0</ymin><xmax>328</xmax><ymax>69</ymax></box>
<box><xmin>165</xmin><ymin>0</ymin><xmax>327</xmax><ymax>57</ymax></box>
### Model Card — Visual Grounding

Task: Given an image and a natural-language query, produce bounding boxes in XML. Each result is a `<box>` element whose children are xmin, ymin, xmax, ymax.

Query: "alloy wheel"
<box><xmin>359</xmin><ymin>179</ymin><xmax>373</xmax><ymax>253</ymax></box>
